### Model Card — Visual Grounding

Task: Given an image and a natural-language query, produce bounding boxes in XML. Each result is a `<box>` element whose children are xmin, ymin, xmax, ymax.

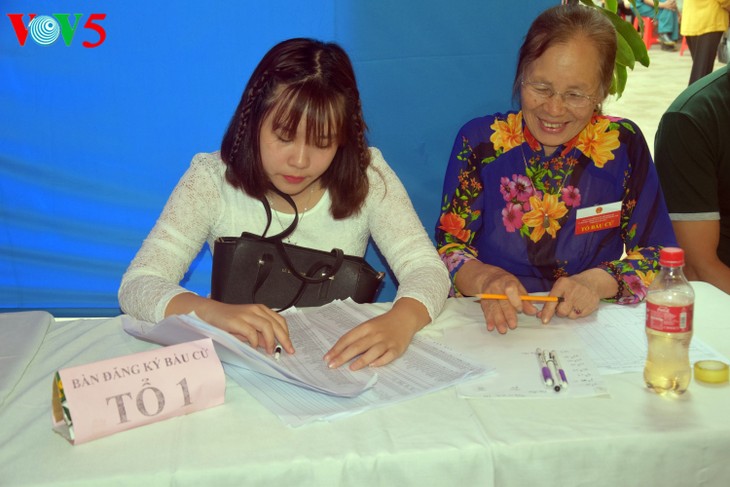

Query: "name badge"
<box><xmin>574</xmin><ymin>201</ymin><xmax>621</xmax><ymax>235</ymax></box>
<box><xmin>51</xmin><ymin>338</ymin><xmax>225</xmax><ymax>445</ymax></box>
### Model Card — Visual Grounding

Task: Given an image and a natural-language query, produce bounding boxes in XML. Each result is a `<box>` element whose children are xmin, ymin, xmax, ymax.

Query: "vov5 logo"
<box><xmin>7</xmin><ymin>13</ymin><xmax>106</xmax><ymax>48</ymax></box>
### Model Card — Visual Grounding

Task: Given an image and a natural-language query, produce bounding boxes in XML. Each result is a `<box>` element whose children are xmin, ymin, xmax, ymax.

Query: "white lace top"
<box><xmin>118</xmin><ymin>148</ymin><xmax>450</xmax><ymax>323</ymax></box>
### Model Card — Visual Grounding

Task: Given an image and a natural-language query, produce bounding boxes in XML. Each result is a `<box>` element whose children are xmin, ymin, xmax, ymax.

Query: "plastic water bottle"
<box><xmin>644</xmin><ymin>247</ymin><xmax>694</xmax><ymax>395</ymax></box>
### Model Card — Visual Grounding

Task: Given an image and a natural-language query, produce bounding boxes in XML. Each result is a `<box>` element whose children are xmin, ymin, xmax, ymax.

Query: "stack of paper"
<box><xmin>123</xmin><ymin>308</ymin><xmax>376</xmax><ymax>398</ymax></box>
<box><xmin>123</xmin><ymin>299</ymin><xmax>492</xmax><ymax>425</ymax></box>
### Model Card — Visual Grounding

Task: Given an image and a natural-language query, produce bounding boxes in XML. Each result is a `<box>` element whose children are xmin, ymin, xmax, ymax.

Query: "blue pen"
<box><xmin>550</xmin><ymin>350</ymin><xmax>568</xmax><ymax>388</ymax></box>
<box><xmin>536</xmin><ymin>348</ymin><xmax>554</xmax><ymax>388</ymax></box>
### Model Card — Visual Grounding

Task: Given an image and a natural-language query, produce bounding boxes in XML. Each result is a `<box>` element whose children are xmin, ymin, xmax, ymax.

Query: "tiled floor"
<box><xmin>605</xmin><ymin>42</ymin><xmax>725</xmax><ymax>155</ymax></box>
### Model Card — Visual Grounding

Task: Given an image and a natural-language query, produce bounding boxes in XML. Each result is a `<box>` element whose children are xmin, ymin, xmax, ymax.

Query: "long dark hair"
<box><xmin>220</xmin><ymin>38</ymin><xmax>370</xmax><ymax>219</ymax></box>
<box><xmin>512</xmin><ymin>4</ymin><xmax>617</xmax><ymax>110</ymax></box>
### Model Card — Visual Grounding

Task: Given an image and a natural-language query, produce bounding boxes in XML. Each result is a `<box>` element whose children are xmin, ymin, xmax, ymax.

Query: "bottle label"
<box><xmin>646</xmin><ymin>302</ymin><xmax>694</xmax><ymax>333</ymax></box>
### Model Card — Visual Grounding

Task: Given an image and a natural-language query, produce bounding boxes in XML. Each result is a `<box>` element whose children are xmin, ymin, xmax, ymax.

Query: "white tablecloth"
<box><xmin>1</xmin><ymin>282</ymin><xmax>728</xmax><ymax>486</ymax></box>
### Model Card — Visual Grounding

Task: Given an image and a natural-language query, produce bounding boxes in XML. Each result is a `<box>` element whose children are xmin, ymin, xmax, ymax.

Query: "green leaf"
<box><xmin>581</xmin><ymin>1</ymin><xmax>651</xmax><ymax>99</ymax></box>
<box><xmin>602</xmin><ymin>8</ymin><xmax>650</xmax><ymax>67</ymax></box>
<box><xmin>616</xmin><ymin>30</ymin><xmax>636</xmax><ymax>70</ymax></box>
<box><xmin>611</xmin><ymin>64</ymin><xmax>628</xmax><ymax>99</ymax></box>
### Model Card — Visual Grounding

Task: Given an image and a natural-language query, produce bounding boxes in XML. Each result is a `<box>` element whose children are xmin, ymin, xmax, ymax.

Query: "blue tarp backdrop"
<box><xmin>1</xmin><ymin>0</ymin><xmax>554</xmax><ymax>316</ymax></box>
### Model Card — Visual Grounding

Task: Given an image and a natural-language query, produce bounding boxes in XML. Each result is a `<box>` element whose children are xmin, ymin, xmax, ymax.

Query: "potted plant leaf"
<box><xmin>576</xmin><ymin>0</ymin><xmax>653</xmax><ymax>98</ymax></box>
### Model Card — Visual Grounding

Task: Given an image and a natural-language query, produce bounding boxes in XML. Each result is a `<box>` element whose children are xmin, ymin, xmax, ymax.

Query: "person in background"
<box><xmin>436</xmin><ymin>4</ymin><xmax>676</xmax><ymax>333</ymax></box>
<box><xmin>618</xmin><ymin>0</ymin><xmax>637</xmax><ymax>24</ymax></box>
<box><xmin>119</xmin><ymin>38</ymin><xmax>450</xmax><ymax>370</ymax></box>
<box><xmin>654</xmin><ymin>64</ymin><xmax>730</xmax><ymax>293</ymax></box>
<box><xmin>681</xmin><ymin>0</ymin><xmax>730</xmax><ymax>84</ymax></box>
<box><xmin>633</xmin><ymin>0</ymin><xmax>681</xmax><ymax>50</ymax></box>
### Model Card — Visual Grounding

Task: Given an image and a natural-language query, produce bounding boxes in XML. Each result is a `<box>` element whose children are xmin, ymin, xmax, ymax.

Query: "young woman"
<box><xmin>119</xmin><ymin>38</ymin><xmax>450</xmax><ymax>370</ymax></box>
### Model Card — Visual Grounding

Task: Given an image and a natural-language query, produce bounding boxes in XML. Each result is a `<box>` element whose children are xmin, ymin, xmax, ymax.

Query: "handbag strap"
<box><xmin>251</xmin><ymin>251</ymin><xmax>340</xmax><ymax>312</ymax></box>
<box><xmin>255</xmin><ymin>186</ymin><xmax>346</xmax><ymax>284</ymax></box>
<box><xmin>258</xmin><ymin>187</ymin><xmax>298</xmax><ymax>241</ymax></box>
<box><xmin>275</xmin><ymin>241</ymin><xmax>345</xmax><ymax>284</ymax></box>
<box><xmin>249</xmin><ymin>252</ymin><xmax>304</xmax><ymax>312</ymax></box>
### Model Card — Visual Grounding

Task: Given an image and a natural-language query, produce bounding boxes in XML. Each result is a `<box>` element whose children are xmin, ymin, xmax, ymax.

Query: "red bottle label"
<box><xmin>646</xmin><ymin>302</ymin><xmax>693</xmax><ymax>333</ymax></box>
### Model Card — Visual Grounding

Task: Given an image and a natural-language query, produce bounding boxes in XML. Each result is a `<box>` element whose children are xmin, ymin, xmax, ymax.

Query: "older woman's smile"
<box><xmin>520</xmin><ymin>34</ymin><xmax>600</xmax><ymax>156</ymax></box>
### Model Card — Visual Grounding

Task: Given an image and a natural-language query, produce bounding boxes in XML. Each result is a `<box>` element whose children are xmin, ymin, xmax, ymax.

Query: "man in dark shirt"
<box><xmin>654</xmin><ymin>64</ymin><xmax>730</xmax><ymax>293</ymax></box>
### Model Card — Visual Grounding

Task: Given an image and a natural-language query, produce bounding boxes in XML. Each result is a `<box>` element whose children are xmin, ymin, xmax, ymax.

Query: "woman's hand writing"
<box><xmin>166</xmin><ymin>293</ymin><xmax>294</xmax><ymax>355</ymax></box>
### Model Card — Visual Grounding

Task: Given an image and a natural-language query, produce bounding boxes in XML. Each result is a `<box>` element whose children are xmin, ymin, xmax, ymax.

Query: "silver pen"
<box><xmin>550</xmin><ymin>350</ymin><xmax>568</xmax><ymax>388</ymax></box>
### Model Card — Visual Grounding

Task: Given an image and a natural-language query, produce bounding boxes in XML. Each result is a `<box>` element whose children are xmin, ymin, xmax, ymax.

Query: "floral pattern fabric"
<box><xmin>436</xmin><ymin>111</ymin><xmax>677</xmax><ymax>304</ymax></box>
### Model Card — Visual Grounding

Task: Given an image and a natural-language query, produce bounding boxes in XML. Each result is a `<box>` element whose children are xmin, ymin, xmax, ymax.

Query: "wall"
<box><xmin>0</xmin><ymin>0</ymin><xmax>554</xmax><ymax>315</ymax></box>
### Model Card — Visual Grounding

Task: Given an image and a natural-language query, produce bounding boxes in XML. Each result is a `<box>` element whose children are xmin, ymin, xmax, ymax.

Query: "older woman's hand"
<box><xmin>454</xmin><ymin>260</ymin><xmax>540</xmax><ymax>334</ymax></box>
<box><xmin>537</xmin><ymin>268</ymin><xmax>618</xmax><ymax>323</ymax></box>
<box><xmin>477</xmin><ymin>267</ymin><xmax>540</xmax><ymax>334</ymax></box>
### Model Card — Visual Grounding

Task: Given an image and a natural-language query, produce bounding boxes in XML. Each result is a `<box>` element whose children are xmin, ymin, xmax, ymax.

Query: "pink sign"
<box><xmin>51</xmin><ymin>338</ymin><xmax>225</xmax><ymax>445</ymax></box>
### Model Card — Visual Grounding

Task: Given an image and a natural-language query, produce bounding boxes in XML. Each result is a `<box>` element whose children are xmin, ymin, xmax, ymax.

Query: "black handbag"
<box><xmin>210</xmin><ymin>189</ymin><xmax>384</xmax><ymax>310</ymax></box>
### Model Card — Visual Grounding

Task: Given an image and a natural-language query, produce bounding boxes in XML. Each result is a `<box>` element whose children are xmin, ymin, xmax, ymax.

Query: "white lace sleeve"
<box><xmin>119</xmin><ymin>149</ymin><xmax>449</xmax><ymax>324</ymax></box>
<box><xmin>118</xmin><ymin>153</ymin><xmax>224</xmax><ymax>322</ymax></box>
<box><xmin>366</xmin><ymin>148</ymin><xmax>450</xmax><ymax>321</ymax></box>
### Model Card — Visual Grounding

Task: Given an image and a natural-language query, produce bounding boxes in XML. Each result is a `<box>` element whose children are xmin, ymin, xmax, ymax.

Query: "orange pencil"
<box><xmin>474</xmin><ymin>293</ymin><xmax>564</xmax><ymax>303</ymax></box>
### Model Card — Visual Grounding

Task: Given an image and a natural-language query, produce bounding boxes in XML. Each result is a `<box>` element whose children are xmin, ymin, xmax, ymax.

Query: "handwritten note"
<box><xmin>441</xmin><ymin>322</ymin><xmax>609</xmax><ymax>398</ymax></box>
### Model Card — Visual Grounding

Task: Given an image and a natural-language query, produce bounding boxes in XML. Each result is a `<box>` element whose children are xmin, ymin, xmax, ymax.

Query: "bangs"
<box><xmin>269</xmin><ymin>83</ymin><xmax>345</xmax><ymax>147</ymax></box>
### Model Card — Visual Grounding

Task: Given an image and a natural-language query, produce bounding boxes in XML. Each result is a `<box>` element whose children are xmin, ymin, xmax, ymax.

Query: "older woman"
<box><xmin>436</xmin><ymin>4</ymin><xmax>676</xmax><ymax>333</ymax></box>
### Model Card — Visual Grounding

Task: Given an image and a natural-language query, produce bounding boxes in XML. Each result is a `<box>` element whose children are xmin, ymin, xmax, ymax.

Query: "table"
<box><xmin>1</xmin><ymin>282</ymin><xmax>729</xmax><ymax>486</ymax></box>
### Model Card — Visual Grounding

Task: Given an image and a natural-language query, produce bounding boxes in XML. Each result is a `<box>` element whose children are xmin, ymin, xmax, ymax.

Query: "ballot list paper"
<box><xmin>124</xmin><ymin>299</ymin><xmax>491</xmax><ymax>425</ymax></box>
<box><xmin>123</xmin><ymin>308</ymin><xmax>377</xmax><ymax>398</ymax></box>
<box><xmin>226</xmin><ymin>299</ymin><xmax>493</xmax><ymax>426</ymax></box>
<box><xmin>570</xmin><ymin>304</ymin><xmax>729</xmax><ymax>374</ymax></box>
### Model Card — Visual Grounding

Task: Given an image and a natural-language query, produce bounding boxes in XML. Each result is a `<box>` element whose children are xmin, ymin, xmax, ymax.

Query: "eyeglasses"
<box><xmin>520</xmin><ymin>80</ymin><xmax>597</xmax><ymax>109</ymax></box>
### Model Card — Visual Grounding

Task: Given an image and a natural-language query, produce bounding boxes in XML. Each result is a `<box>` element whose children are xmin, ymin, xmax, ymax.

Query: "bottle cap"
<box><xmin>659</xmin><ymin>247</ymin><xmax>685</xmax><ymax>267</ymax></box>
